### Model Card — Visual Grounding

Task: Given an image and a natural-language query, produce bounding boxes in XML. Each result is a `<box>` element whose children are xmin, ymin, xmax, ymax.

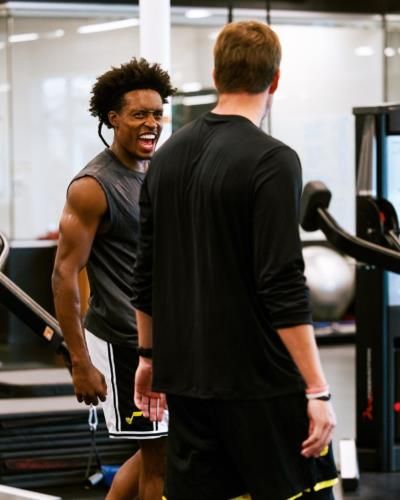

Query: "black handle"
<box><xmin>301</xmin><ymin>181</ymin><xmax>400</xmax><ymax>274</ymax></box>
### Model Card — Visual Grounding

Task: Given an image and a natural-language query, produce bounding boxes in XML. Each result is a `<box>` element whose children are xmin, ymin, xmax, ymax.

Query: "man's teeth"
<box><xmin>140</xmin><ymin>134</ymin><xmax>156</xmax><ymax>140</ymax></box>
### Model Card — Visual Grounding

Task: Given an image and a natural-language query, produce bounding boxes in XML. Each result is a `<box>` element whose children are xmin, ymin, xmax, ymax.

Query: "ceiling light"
<box><xmin>44</xmin><ymin>29</ymin><xmax>65</xmax><ymax>39</ymax></box>
<box><xmin>9</xmin><ymin>33</ymin><xmax>39</xmax><ymax>43</ymax></box>
<box><xmin>384</xmin><ymin>47</ymin><xmax>396</xmax><ymax>57</ymax></box>
<box><xmin>185</xmin><ymin>9</ymin><xmax>211</xmax><ymax>19</ymax></box>
<box><xmin>77</xmin><ymin>18</ymin><xmax>139</xmax><ymax>35</ymax></box>
<box><xmin>354</xmin><ymin>46</ymin><xmax>374</xmax><ymax>56</ymax></box>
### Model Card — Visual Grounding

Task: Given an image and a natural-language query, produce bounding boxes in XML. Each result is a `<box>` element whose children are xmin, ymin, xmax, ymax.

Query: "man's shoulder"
<box><xmin>84</xmin><ymin>149</ymin><xmax>114</xmax><ymax>172</ymax></box>
<box><xmin>74</xmin><ymin>149</ymin><xmax>115</xmax><ymax>180</ymax></box>
<box><xmin>257</xmin><ymin>133</ymin><xmax>299</xmax><ymax>161</ymax></box>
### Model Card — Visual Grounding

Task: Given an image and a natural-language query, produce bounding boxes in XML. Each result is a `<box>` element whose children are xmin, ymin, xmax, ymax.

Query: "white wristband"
<box><xmin>306</xmin><ymin>390</ymin><xmax>331</xmax><ymax>400</ymax></box>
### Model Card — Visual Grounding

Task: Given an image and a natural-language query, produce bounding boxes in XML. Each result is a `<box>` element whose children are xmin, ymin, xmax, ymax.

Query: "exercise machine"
<box><xmin>302</xmin><ymin>103</ymin><xmax>400</xmax><ymax>480</ymax></box>
<box><xmin>0</xmin><ymin>232</ymin><xmax>71</xmax><ymax>371</ymax></box>
<box><xmin>0</xmin><ymin>233</ymin><xmax>137</xmax><ymax>490</ymax></box>
<box><xmin>301</xmin><ymin>178</ymin><xmax>400</xmax><ymax>490</ymax></box>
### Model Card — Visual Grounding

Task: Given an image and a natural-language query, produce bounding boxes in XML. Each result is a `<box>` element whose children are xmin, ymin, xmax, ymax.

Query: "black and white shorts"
<box><xmin>85</xmin><ymin>330</ymin><xmax>168</xmax><ymax>440</ymax></box>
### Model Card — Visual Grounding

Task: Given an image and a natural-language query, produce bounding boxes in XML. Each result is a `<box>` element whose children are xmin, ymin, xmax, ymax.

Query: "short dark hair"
<box><xmin>214</xmin><ymin>21</ymin><xmax>281</xmax><ymax>94</ymax></box>
<box><xmin>89</xmin><ymin>57</ymin><xmax>176</xmax><ymax>128</ymax></box>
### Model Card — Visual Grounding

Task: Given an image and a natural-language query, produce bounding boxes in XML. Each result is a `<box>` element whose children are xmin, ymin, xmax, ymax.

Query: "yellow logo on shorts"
<box><xmin>125</xmin><ymin>411</ymin><xmax>143</xmax><ymax>425</ymax></box>
<box><xmin>320</xmin><ymin>446</ymin><xmax>329</xmax><ymax>457</ymax></box>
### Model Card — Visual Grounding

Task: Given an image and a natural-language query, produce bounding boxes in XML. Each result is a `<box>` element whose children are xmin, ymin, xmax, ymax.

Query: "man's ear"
<box><xmin>108</xmin><ymin>110</ymin><xmax>119</xmax><ymax>128</ymax></box>
<box><xmin>269</xmin><ymin>70</ymin><xmax>280</xmax><ymax>95</ymax></box>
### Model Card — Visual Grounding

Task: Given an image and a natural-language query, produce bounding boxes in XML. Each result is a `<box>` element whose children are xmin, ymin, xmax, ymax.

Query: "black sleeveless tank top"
<box><xmin>70</xmin><ymin>148</ymin><xmax>144</xmax><ymax>347</ymax></box>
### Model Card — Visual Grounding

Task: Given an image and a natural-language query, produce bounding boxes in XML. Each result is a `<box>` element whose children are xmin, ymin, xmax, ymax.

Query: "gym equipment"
<box><xmin>303</xmin><ymin>245</ymin><xmax>355</xmax><ymax>321</ymax></box>
<box><xmin>0</xmin><ymin>484</ymin><xmax>60</xmax><ymax>499</ymax></box>
<box><xmin>0</xmin><ymin>232</ymin><xmax>71</xmax><ymax>371</ymax></box>
<box><xmin>0</xmin><ymin>232</ymin><xmax>138</xmax><ymax>490</ymax></box>
<box><xmin>0</xmin><ymin>405</ymin><xmax>136</xmax><ymax>490</ymax></box>
<box><xmin>301</xmin><ymin>178</ymin><xmax>400</xmax><ymax>491</ymax></box>
<box><xmin>300</xmin><ymin>181</ymin><xmax>400</xmax><ymax>273</ymax></box>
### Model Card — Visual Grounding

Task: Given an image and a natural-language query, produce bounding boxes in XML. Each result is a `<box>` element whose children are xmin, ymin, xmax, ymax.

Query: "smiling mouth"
<box><xmin>138</xmin><ymin>133</ymin><xmax>158</xmax><ymax>152</ymax></box>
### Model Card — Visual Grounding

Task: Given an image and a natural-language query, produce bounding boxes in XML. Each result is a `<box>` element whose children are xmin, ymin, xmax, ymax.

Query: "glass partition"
<box><xmin>271</xmin><ymin>19</ymin><xmax>383</xmax><ymax>237</ymax></box>
<box><xmin>1</xmin><ymin>4</ymin><xmax>390</xmax><ymax>240</ymax></box>
<box><xmin>9</xmin><ymin>15</ymin><xmax>141</xmax><ymax>238</ymax></box>
<box><xmin>0</xmin><ymin>14</ymin><xmax>11</xmax><ymax>237</ymax></box>
<box><xmin>386</xmin><ymin>17</ymin><xmax>400</xmax><ymax>102</ymax></box>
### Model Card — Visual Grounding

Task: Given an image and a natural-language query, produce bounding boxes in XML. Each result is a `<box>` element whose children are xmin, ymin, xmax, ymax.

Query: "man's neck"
<box><xmin>211</xmin><ymin>91</ymin><xmax>271</xmax><ymax>127</ymax></box>
<box><xmin>110</xmin><ymin>144</ymin><xmax>148</xmax><ymax>173</ymax></box>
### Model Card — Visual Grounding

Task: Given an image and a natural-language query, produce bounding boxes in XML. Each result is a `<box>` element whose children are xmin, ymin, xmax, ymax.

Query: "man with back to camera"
<box><xmin>52</xmin><ymin>58</ymin><xmax>175</xmax><ymax>500</ymax></box>
<box><xmin>133</xmin><ymin>21</ymin><xmax>338</xmax><ymax>500</ymax></box>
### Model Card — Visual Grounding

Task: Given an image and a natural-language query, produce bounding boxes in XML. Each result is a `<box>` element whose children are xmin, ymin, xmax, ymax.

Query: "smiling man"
<box><xmin>52</xmin><ymin>58</ymin><xmax>175</xmax><ymax>500</ymax></box>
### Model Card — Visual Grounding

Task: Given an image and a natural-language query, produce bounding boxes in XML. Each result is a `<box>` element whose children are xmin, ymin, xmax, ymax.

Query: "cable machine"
<box><xmin>301</xmin><ymin>102</ymin><xmax>400</xmax><ymax>484</ymax></box>
<box><xmin>354</xmin><ymin>103</ymin><xmax>400</xmax><ymax>472</ymax></box>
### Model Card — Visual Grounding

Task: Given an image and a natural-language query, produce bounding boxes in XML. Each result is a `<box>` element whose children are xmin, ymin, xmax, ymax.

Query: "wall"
<box><xmin>0</xmin><ymin>6</ymin><xmax>394</xmax><ymax>240</ymax></box>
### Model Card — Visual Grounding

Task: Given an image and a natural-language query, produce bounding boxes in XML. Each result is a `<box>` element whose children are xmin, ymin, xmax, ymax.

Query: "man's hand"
<box><xmin>134</xmin><ymin>357</ymin><xmax>166</xmax><ymax>422</ymax></box>
<box><xmin>71</xmin><ymin>362</ymin><xmax>107</xmax><ymax>406</ymax></box>
<box><xmin>301</xmin><ymin>400</ymin><xmax>336</xmax><ymax>458</ymax></box>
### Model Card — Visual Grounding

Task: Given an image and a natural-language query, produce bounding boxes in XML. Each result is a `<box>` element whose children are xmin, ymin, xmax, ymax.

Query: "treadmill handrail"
<box><xmin>0</xmin><ymin>232</ymin><xmax>10</xmax><ymax>271</ymax></box>
<box><xmin>0</xmin><ymin>232</ymin><xmax>71</xmax><ymax>371</ymax></box>
<box><xmin>317</xmin><ymin>208</ymin><xmax>400</xmax><ymax>274</ymax></box>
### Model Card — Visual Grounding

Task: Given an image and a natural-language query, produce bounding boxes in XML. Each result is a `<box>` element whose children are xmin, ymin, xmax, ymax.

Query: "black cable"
<box><xmin>266</xmin><ymin>0</ymin><xmax>271</xmax><ymax>25</ymax></box>
<box><xmin>84</xmin><ymin>407</ymin><xmax>103</xmax><ymax>489</ymax></box>
<box><xmin>98</xmin><ymin>121</ymin><xmax>110</xmax><ymax>148</ymax></box>
<box><xmin>227</xmin><ymin>1</ymin><xmax>233</xmax><ymax>23</ymax></box>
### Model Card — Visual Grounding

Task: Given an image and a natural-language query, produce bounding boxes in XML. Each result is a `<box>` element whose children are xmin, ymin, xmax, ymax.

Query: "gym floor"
<box><xmin>4</xmin><ymin>343</ymin><xmax>400</xmax><ymax>499</ymax></box>
<box><xmin>321</xmin><ymin>344</ymin><xmax>400</xmax><ymax>500</ymax></box>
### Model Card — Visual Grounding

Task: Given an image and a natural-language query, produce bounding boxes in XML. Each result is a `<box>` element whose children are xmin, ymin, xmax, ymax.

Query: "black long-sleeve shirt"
<box><xmin>133</xmin><ymin>112</ymin><xmax>312</xmax><ymax>399</ymax></box>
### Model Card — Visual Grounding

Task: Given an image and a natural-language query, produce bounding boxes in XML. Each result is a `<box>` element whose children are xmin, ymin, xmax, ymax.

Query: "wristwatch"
<box><xmin>136</xmin><ymin>346</ymin><xmax>153</xmax><ymax>359</ymax></box>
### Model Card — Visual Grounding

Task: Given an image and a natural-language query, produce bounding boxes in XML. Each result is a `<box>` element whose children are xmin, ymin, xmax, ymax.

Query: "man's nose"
<box><xmin>144</xmin><ymin>114</ymin><xmax>158</xmax><ymax>128</ymax></box>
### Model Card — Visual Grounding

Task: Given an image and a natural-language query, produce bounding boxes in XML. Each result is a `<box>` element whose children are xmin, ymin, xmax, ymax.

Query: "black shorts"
<box><xmin>164</xmin><ymin>393</ymin><xmax>337</xmax><ymax>500</ymax></box>
<box><xmin>85</xmin><ymin>330</ymin><xmax>168</xmax><ymax>439</ymax></box>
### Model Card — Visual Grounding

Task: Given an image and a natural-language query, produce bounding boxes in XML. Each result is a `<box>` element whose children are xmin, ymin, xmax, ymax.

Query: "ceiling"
<box><xmin>0</xmin><ymin>0</ymin><xmax>399</xmax><ymax>15</ymax></box>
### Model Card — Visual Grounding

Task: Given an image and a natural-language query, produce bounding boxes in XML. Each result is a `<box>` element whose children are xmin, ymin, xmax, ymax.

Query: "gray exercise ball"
<box><xmin>303</xmin><ymin>245</ymin><xmax>355</xmax><ymax>321</ymax></box>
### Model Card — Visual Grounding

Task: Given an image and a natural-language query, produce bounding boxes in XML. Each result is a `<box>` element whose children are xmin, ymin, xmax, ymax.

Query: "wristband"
<box><xmin>137</xmin><ymin>346</ymin><xmax>153</xmax><ymax>359</ymax></box>
<box><xmin>315</xmin><ymin>394</ymin><xmax>331</xmax><ymax>401</ymax></box>
<box><xmin>306</xmin><ymin>391</ymin><xmax>331</xmax><ymax>401</ymax></box>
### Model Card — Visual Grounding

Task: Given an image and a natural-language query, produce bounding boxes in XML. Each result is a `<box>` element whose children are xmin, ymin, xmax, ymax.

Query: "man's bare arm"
<box><xmin>52</xmin><ymin>177</ymin><xmax>108</xmax><ymax>405</ymax></box>
<box><xmin>277</xmin><ymin>324</ymin><xmax>336</xmax><ymax>458</ymax></box>
<box><xmin>134</xmin><ymin>309</ymin><xmax>166</xmax><ymax>421</ymax></box>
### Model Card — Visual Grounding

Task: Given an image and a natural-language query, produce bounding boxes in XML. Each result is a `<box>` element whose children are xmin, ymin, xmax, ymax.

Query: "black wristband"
<box><xmin>137</xmin><ymin>346</ymin><xmax>153</xmax><ymax>359</ymax></box>
<box><xmin>316</xmin><ymin>394</ymin><xmax>331</xmax><ymax>401</ymax></box>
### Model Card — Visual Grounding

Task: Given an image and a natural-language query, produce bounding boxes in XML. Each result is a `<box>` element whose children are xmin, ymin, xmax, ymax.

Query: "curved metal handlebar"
<box><xmin>0</xmin><ymin>232</ymin><xmax>10</xmax><ymax>272</ymax></box>
<box><xmin>0</xmin><ymin>231</ymin><xmax>71</xmax><ymax>372</ymax></box>
<box><xmin>301</xmin><ymin>181</ymin><xmax>400</xmax><ymax>274</ymax></box>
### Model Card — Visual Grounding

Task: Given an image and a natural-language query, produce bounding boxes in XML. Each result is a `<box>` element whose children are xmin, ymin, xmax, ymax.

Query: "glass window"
<box><xmin>386</xmin><ymin>17</ymin><xmax>400</xmax><ymax>102</ymax></box>
<box><xmin>9</xmin><ymin>15</ymin><xmax>140</xmax><ymax>238</ymax></box>
<box><xmin>2</xmin><ymin>5</ymin><xmax>388</xmax><ymax>241</ymax></box>
<box><xmin>0</xmin><ymin>15</ymin><xmax>11</xmax><ymax>237</ymax></box>
<box><xmin>271</xmin><ymin>19</ymin><xmax>383</xmax><ymax>237</ymax></box>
